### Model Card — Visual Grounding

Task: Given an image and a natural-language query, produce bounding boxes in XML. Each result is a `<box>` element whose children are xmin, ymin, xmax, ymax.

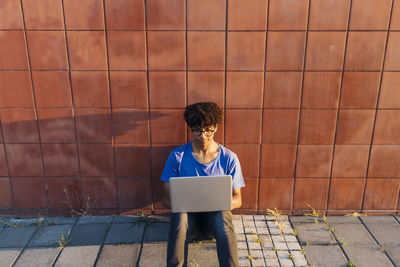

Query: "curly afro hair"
<box><xmin>183</xmin><ymin>102</ymin><xmax>223</xmax><ymax>129</ymax></box>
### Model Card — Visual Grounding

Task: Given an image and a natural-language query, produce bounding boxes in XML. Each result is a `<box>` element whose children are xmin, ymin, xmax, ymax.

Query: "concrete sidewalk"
<box><xmin>0</xmin><ymin>214</ymin><xmax>399</xmax><ymax>267</ymax></box>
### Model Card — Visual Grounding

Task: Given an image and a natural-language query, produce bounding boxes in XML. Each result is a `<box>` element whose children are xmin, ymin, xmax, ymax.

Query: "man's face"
<box><xmin>191</xmin><ymin>126</ymin><xmax>217</xmax><ymax>145</ymax></box>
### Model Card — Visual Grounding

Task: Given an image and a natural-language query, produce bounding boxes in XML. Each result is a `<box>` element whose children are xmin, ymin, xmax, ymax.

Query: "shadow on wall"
<box><xmin>0</xmin><ymin>110</ymin><xmax>183</xmax><ymax>216</ymax></box>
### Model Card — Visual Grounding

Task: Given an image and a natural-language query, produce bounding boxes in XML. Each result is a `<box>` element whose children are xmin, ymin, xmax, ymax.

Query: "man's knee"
<box><xmin>170</xmin><ymin>213</ymin><xmax>189</xmax><ymax>235</ymax></box>
<box><xmin>211</xmin><ymin>211</ymin><xmax>235</xmax><ymax>236</ymax></box>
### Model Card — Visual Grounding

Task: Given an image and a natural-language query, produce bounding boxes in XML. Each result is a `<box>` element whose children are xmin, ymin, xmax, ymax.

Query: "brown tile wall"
<box><xmin>0</xmin><ymin>0</ymin><xmax>399</xmax><ymax>216</ymax></box>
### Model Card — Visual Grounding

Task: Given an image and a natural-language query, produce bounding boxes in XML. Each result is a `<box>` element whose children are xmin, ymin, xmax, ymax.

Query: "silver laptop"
<box><xmin>169</xmin><ymin>175</ymin><xmax>232</xmax><ymax>213</ymax></box>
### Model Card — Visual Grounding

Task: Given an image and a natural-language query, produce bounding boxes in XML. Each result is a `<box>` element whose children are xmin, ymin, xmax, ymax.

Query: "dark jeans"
<box><xmin>167</xmin><ymin>211</ymin><xmax>239</xmax><ymax>267</ymax></box>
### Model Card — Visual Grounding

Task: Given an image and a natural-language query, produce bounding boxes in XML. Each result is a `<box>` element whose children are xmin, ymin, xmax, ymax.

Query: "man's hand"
<box><xmin>232</xmin><ymin>188</ymin><xmax>242</xmax><ymax>209</ymax></box>
<box><xmin>161</xmin><ymin>182</ymin><xmax>171</xmax><ymax>209</ymax></box>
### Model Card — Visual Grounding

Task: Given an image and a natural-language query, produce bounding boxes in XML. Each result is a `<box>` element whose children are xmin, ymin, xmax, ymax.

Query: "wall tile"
<box><xmin>151</xmin><ymin>145</ymin><xmax>176</xmax><ymax>178</ymax></box>
<box><xmin>268</xmin><ymin>0</ymin><xmax>308</xmax><ymax>30</ymax></box>
<box><xmin>391</xmin><ymin>0</ymin><xmax>400</xmax><ymax>30</ymax></box>
<box><xmin>187</xmin><ymin>0</ymin><xmax>225</xmax><ymax>30</ymax></box>
<box><xmin>225</xmin><ymin>109</ymin><xmax>261</xmax><ymax>144</ymax></box>
<box><xmin>349</xmin><ymin>0</ymin><xmax>392</xmax><ymax>30</ymax></box>
<box><xmin>187</xmin><ymin>32</ymin><xmax>225</xmax><ymax>71</ymax></box>
<box><xmin>294</xmin><ymin>178</ymin><xmax>329</xmax><ymax>210</ymax></box>
<box><xmin>266</xmin><ymin>32</ymin><xmax>306</xmax><ymax>70</ymax></box>
<box><xmin>32</xmin><ymin>71</ymin><xmax>72</xmax><ymax>108</ymax></box>
<box><xmin>147</xmin><ymin>0</ymin><xmax>185</xmax><ymax>30</ymax></box>
<box><xmin>345</xmin><ymin>32</ymin><xmax>387</xmax><ymax>71</ymax></box>
<box><xmin>225</xmin><ymin>144</ymin><xmax>260</xmax><ymax>178</ymax></box>
<box><xmin>332</xmin><ymin>145</ymin><xmax>370</xmax><ymax>178</ymax></box>
<box><xmin>64</xmin><ymin>0</ymin><xmax>104</xmax><ymax>30</ymax></box>
<box><xmin>227</xmin><ymin>32</ymin><xmax>265</xmax><ymax>71</ymax></box>
<box><xmin>22</xmin><ymin>0</ymin><xmax>63</xmax><ymax>29</ymax></box>
<box><xmin>149</xmin><ymin>72</ymin><xmax>186</xmax><ymax>108</ymax></box>
<box><xmin>0</xmin><ymin>178</ymin><xmax>13</xmax><ymax>208</ymax></box>
<box><xmin>115</xmin><ymin>144</ymin><xmax>150</xmax><ymax>177</ymax></box>
<box><xmin>82</xmin><ymin>177</ymin><xmax>117</xmax><ymax>208</ymax></box>
<box><xmin>147</xmin><ymin>31</ymin><xmax>185</xmax><ymax>70</ymax></box>
<box><xmin>5</xmin><ymin>144</ymin><xmax>43</xmax><ymax>176</ymax></box>
<box><xmin>0</xmin><ymin>109</ymin><xmax>39</xmax><ymax>143</ymax></box>
<box><xmin>379</xmin><ymin>72</ymin><xmax>400</xmax><ymax>109</ymax></box>
<box><xmin>336</xmin><ymin>110</ymin><xmax>375</xmax><ymax>145</ymax></box>
<box><xmin>228</xmin><ymin>0</ymin><xmax>267</xmax><ymax>30</ymax></box>
<box><xmin>152</xmin><ymin>178</ymin><xmax>167</xmax><ymax>209</ymax></box>
<box><xmin>296</xmin><ymin>145</ymin><xmax>333</xmax><ymax>178</ymax></box>
<box><xmin>118</xmin><ymin>178</ymin><xmax>152</xmax><ymax>209</ymax></box>
<box><xmin>226</xmin><ymin>72</ymin><xmax>263</xmax><ymax>109</ymax></box>
<box><xmin>79</xmin><ymin>144</ymin><xmax>113</xmax><ymax>176</ymax></box>
<box><xmin>11</xmin><ymin>177</ymin><xmax>47</xmax><ymax>208</ymax></box>
<box><xmin>0</xmin><ymin>71</ymin><xmax>33</xmax><ymax>108</ymax></box>
<box><xmin>0</xmin><ymin>0</ymin><xmax>23</xmax><ymax>29</ymax></box>
<box><xmin>187</xmin><ymin>72</ymin><xmax>224</xmax><ymax>108</ymax></box>
<box><xmin>264</xmin><ymin>72</ymin><xmax>302</xmax><ymax>109</ymax></box>
<box><xmin>260</xmin><ymin>145</ymin><xmax>296</xmax><ymax>178</ymax></box>
<box><xmin>369</xmin><ymin>145</ymin><xmax>400</xmax><ymax>178</ymax></box>
<box><xmin>0</xmin><ymin>146</ymin><xmax>8</xmax><ymax>176</ymax></box>
<box><xmin>340</xmin><ymin>72</ymin><xmax>380</xmax><ymax>109</ymax></box>
<box><xmin>42</xmin><ymin>144</ymin><xmax>79</xmax><ymax>176</ymax></box>
<box><xmin>240</xmin><ymin>177</ymin><xmax>258</xmax><ymax>210</ymax></box>
<box><xmin>259</xmin><ymin>178</ymin><xmax>293</xmax><ymax>210</ymax></box>
<box><xmin>113</xmin><ymin>109</ymin><xmax>149</xmax><ymax>144</ymax></box>
<box><xmin>37</xmin><ymin>109</ymin><xmax>75</xmax><ymax>143</ymax></box>
<box><xmin>47</xmin><ymin>177</ymin><xmax>81</xmax><ymax>209</ymax></box>
<box><xmin>262</xmin><ymin>109</ymin><xmax>299</xmax><ymax>144</ymax></box>
<box><xmin>302</xmin><ymin>72</ymin><xmax>341</xmax><ymax>109</ymax></box>
<box><xmin>305</xmin><ymin>32</ymin><xmax>346</xmax><ymax>70</ymax></box>
<box><xmin>363</xmin><ymin>179</ymin><xmax>400</xmax><ymax>210</ymax></box>
<box><xmin>328</xmin><ymin>178</ymin><xmax>364</xmax><ymax>210</ymax></box>
<box><xmin>0</xmin><ymin>31</ymin><xmax>28</xmax><ymax>70</ymax></box>
<box><xmin>75</xmin><ymin>109</ymin><xmax>113</xmax><ymax>143</ymax></box>
<box><xmin>71</xmin><ymin>71</ymin><xmax>110</xmax><ymax>108</ymax></box>
<box><xmin>150</xmin><ymin>109</ymin><xmax>186</xmax><ymax>144</ymax></box>
<box><xmin>27</xmin><ymin>31</ymin><xmax>67</xmax><ymax>70</ymax></box>
<box><xmin>384</xmin><ymin>32</ymin><xmax>400</xmax><ymax>71</ymax></box>
<box><xmin>104</xmin><ymin>0</ymin><xmax>144</xmax><ymax>30</ymax></box>
<box><xmin>107</xmin><ymin>31</ymin><xmax>146</xmax><ymax>71</ymax></box>
<box><xmin>299</xmin><ymin>110</ymin><xmax>337</xmax><ymax>145</ymax></box>
<box><xmin>374</xmin><ymin>110</ymin><xmax>400</xmax><ymax>144</ymax></box>
<box><xmin>308</xmin><ymin>0</ymin><xmax>350</xmax><ymax>30</ymax></box>
<box><xmin>67</xmin><ymin>31</ymin><xmax>107</xmax><ymax>71</ymax></box>
<box><xmin>109</xmin><ymin>71</ymin><xmax>148</xmax><ymax>108</ymax></box>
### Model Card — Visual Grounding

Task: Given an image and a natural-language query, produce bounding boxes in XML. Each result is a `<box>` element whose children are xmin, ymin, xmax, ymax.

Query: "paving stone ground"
<box><xmin>0</xmin><ymin>215</ymin><xmax>399</xmax><ymax>266</ymax></box>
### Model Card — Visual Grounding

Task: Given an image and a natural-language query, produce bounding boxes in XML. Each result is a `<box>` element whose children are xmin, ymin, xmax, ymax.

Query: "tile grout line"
<box><xmin>360</xmin><ymin>0</ymin><xmax>395</xmax><ymax>212</ymax></box>
<box><xmin>325</xmin><ymin>0</ymin><xmax>353</xmax><ymax>213</ymax></box>
<box><xmin>102</xmin><ymin>0</ymin><xmax>120</xmax><ymax>213</ymax></box>
<box><xmin>135</xmin><ymin>219</ymin><xmax>150</xmax><ymax>267</ymax></box>
<box><xmin>17</xmin><ymin>0</ymin><xmax>50</xmax><ymax>214</ymax></box>
<box><xmin>51</xmin><ymin>218</ymin><xmax>79</xmax><ymax>267</ymax></box>
<box><xmin>291</xmin><ymin>0</ymin><xmax>311</xmax><ymax>215</ymax></box>
<box><xmin>10</xmin><ymin>225</ymin><xmax>40</xmax><ymax>267</ymax></box>
<box><xmin>60</xmin><ymin>0</ymin><xmax>84</xmax><ymax>215</ymax></box>
<box><xmin>256</xmin><ymin>0</ymin><xmax>269</xmax><ymax>215</ymax></box>
<box><xmin>358</xmin><ymin>217</ymin><xmax>397</xmax><ymax>266</ymax></box>
<box><xmin>143</xmin><ymin>0</ymin><xmax>154</xmax><ymax>212</ymax></box>
<box><xmin>223</xmin><ymin>0</ymin><xmax>228</xmax><ymax>146</ymax></box>
<box><xmin>93</xmin><ymin>216</ymin><xmax>115</xmax><ymax>266</ymax></box>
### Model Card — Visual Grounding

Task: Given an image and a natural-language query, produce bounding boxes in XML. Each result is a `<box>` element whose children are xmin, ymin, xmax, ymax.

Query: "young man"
<box><xmin>161</xmin><ymin>102</ymin><xmax>245</xmax><ymax>267</ymax></box>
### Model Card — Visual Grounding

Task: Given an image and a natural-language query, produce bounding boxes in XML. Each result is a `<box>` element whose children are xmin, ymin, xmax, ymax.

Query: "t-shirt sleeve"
<box><xmin>228</xmin><ymin>155</ymin><xmax>245</xmax><ymax>189</ymax></box>
<box><xmin>160</xmin><ymin>152</ymin><xmax>178</xmax><ymax>183</ymax></box>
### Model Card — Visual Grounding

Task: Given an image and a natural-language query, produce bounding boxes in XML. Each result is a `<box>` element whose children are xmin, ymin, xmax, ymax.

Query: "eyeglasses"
<box><xmin>191</xmin><ymin>128</ymin><xmax>216</xmax><ymax>137</ymax></box>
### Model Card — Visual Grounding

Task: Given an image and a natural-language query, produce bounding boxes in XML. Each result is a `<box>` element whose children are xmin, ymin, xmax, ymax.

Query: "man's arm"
<box><xmin>232</xmin><ymin>188</ymin><xmax>242</xmax><ymax>209</ymax></box>
<box><xmin>161</xmin><ymin>182</ymin><xmax>171</xmax><ymax>209</ymax></box>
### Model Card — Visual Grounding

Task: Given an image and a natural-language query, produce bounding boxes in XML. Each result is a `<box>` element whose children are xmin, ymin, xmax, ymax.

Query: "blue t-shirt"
<box><xmin>160</xmin><ymin>142</ymin><xmax>245</xmax><ymax>189</ymax></box>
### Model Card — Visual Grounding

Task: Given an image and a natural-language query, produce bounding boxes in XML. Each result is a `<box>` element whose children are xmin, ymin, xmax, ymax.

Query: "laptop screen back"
<box><xmin>169</xmin><ymin>175</ymin><xmax>232</xmax><ymax>213</ymax></box>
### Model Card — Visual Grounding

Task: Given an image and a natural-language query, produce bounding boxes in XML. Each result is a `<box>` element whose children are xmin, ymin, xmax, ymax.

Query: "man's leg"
<box><xmin>208</xmin><ymin>211</ymin><xmax>239</xmax><ymax>267</ymax></box>
<box><xmin>167</xmin><ymin>212</ymin><xmax>192</xmax><ymax>267</ymax></box>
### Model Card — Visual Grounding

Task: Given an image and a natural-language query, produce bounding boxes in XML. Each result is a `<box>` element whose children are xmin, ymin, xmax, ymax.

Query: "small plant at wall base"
<box><xmin>63</xmin><ymin>188</ymin><xmax>96</xmax><ymax>216</ymax></box>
